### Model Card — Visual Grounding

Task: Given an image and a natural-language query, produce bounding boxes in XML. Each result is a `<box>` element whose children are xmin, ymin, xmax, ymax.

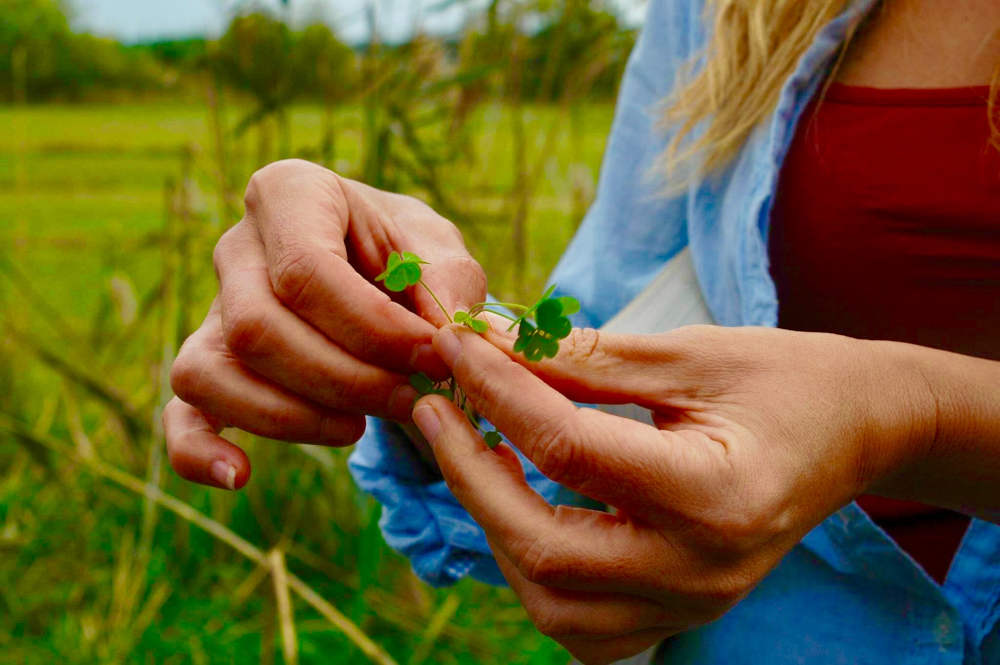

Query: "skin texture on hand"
<box><xmin>411</xmin><ymin>323</ymin><xmax>946</xmax><ymax>665</ymax></box>
<box><xmin>163</xmin><ymin>159</ymin><xmax>486</xmax><ymax>490</ymax></box>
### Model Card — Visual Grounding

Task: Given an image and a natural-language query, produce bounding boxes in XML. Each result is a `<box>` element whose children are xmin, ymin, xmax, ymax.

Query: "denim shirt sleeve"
<box><xmin>348</xmin><ymin>0</ymin><xmax>707</xmax><ymax>588</ymax></box>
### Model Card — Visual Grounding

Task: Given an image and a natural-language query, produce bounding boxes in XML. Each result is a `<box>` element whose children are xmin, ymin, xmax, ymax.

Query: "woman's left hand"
<box><xmin>410</xmin><ymin>324</ymin><xmax>936</xmax><ymax>665</ymax></box>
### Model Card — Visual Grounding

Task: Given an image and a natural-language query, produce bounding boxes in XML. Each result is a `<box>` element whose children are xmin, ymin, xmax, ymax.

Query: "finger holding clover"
<box><xmin>164</xmin><ymin>159</ymin><xmax>488</xmax><ymax>490</ymax></box>
<box><xmin>408</xmin><ymin>322</ymin><xmax>975</xmax><ymax>665</ymax></box>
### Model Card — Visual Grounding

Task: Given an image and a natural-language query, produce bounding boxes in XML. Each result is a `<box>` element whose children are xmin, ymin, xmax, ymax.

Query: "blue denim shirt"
<box><xmin>350</xmin><ymin>1</ymin><xmax>1000</xmax><ymax>661</ymax></box>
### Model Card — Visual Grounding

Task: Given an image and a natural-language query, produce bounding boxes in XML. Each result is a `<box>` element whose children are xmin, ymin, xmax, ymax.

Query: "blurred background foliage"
<box><xmin>1</xmin><ymin>0</ymin><xmax>640</xmax><ymax>663</ymax></box>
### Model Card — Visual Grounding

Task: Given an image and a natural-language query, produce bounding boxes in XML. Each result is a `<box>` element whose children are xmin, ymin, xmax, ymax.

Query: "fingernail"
<box><xmin>412</xmin><ymin>404</ymin><xmax>442</xmax><ymax>443</ymax></box>
<box><xmin>435</xmin><ymin>328</ymin><xmax>462</xmax><ymax>366</ymax></box>
<box><xmin>389</xmin><ymin>384</ymin><xmax>420</xmax><ymax>421</ymax></box>
<box><xmin>409</xmin><ymin>343</ymin><xmax>434</xmax><ymax>367</ymax></box>
<box><xmin>210</xmin><ymin>460</ymin><xmax>237</xmax><ymax>490</ymax></box>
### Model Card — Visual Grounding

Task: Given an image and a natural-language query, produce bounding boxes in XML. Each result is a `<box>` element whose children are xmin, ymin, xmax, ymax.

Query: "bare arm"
<box><xmin>870</xmin><ymin>341</ymin><xmax>1000</xmax><ymax>522</ymax></box>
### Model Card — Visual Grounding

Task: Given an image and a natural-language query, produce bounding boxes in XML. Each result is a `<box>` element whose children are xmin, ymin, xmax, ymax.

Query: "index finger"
<box><xmin>243</xmin><ymin>160</ymin><xmax>442</xmax><ymax>373</ymax></box>
<box><xmin>412</xmin><ymin>395</ymin><xmax>681</xmax><ymax>596</ymax></box>
<box><xmin>433</xmin><ymin>326</ymin><xmax>724</xmax><ymax>518</ymax></box>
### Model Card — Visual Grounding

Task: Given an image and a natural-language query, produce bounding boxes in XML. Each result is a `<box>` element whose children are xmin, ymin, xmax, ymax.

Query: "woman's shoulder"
<box><xmin>628</xmin><ymin>0</ymin><xmax>709</xmax><ymax>97</ymax></box>
<box><xmin>643</xmin><ymin>0</ymin><xmax>708</xmax><ymax>53</ymax></box>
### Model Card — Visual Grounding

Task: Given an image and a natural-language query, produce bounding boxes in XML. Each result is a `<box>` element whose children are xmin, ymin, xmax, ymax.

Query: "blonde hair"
<box><xmin>660</xmin><ymin>0</ymin><xmax>1000</xmax><ymax>188</ymax></box>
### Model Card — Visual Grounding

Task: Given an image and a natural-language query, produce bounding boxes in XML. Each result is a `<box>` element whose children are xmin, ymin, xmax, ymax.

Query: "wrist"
<box><xmin>861</xmin><ymin>341</ymin><xmax>1000</xmax><ymax>518</ymax></box>
<box><xmin>853</xmin><ymin>339</ymin><xmax>939</xmax><ymax>499</ymax></box>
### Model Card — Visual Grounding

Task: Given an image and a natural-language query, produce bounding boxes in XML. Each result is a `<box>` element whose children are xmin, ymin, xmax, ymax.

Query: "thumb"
<box><xmin>482</xmin><ymin>320</ymin><xmax>695</xmax><ymax>409</ymax></box>
<box><xmin>414</xmin><ymin>253</ymin><xmax>487</xmax><ymax>327</ymax></box>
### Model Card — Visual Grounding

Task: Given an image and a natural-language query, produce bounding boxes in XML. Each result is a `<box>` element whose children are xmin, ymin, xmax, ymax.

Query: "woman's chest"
<box><xmin>768</xmin><ymin>85</ymin><xmax>1000</xmax><ymax>360</ymax></box>
<box><xmin>838</xmin><ymin>0</ymin><xmax>1000</xmax><ymax>89</ymax></box>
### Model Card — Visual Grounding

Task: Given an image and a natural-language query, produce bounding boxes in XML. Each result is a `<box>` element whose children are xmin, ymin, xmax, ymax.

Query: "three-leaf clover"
<box><xmin>510</xmin><ymin>289</ymin><xmax>579</xmax><ymax>361</ymax></box>
<box><xmin>375</xmin><ymin>251</ymin><xmax>427</xmax><ymax>292</ymax></box>
<box><xmin>378</xmin><ymin>253</ymin><xmax>581</xmax><ymax>454</ymax></box>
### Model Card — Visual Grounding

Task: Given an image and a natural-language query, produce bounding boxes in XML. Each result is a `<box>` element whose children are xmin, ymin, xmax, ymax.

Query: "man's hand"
<box><xmin>164</xmin><ymin>159</ymin><xmax>486</xmax><ymax>490</ymax></box>
<box><xmin>410</xmin><ymin>324</ymin><xmax>940</xmax><ymax>664</ymax></box>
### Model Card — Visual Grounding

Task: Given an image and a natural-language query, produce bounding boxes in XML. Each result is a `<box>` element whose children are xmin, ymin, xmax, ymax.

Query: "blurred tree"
<box><xmin>1</xmin><ymin>0</ymin><xmax>161</xmax><ymax>101</ymax></box>
<box><xmin>293</xmin><ymin>23</ymin><xmax>357</xmax><ymax>165</ymax></box>
<box><xmin>523</xmin><ymin>0</ymin><xmax>634</xmax><ymax>100</ymax></box>
<box><xmin>208</xmin><ymin>11</ymin><xmax>298</xmax><ymax>158</ymax></box>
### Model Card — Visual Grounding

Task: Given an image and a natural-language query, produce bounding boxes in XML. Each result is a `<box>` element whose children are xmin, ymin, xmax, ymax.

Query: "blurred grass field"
<box><xmin>0</xmin><ymin>99</ymin><xmax>615</xmax><ymax>664</ymax></box>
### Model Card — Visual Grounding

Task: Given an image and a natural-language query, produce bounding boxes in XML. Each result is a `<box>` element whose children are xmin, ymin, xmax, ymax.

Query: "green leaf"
<box><xmin>402</xmin><ymin>251</ymin><xmax>429</xmax><ymax>265</ymax></box>
<box><xmin>536</xmin><ymin>299</ymin><xmax>572</xmax><ymax>339</ymax></box>
<box><xmin>535</xmin><ymin>299</ymin><xmax>563</xmax><ymax>328</ymax></box>
<box><xmin>454</xmin><ymin>310</ymin><xmax>470</xmax><ymax>324</ymax></box>
<box><xmin>374</xmin><ymin>253</ymin><xmax>400</xmax><ymax>282</ymax></box>
<box><xmin>376</xmin><ymin>251</ymin><xmax>425</xmax><ymax>292</ymax></box>
<box><xmin>523</xmin><ymin>342</ymin><xmax>545</xmax><ymax>362</ymax></box>
<box><xmin>399</xmin><ymin>262</ymin><xmax>422</xmax><ymax>286</ymax></box>
<box><xmin>513</xmin><ymin>336</ymin><xmax>528</xmax><ymax>353</ymax></box>
<box><xmin>483</xmin><ymin>431</ymin><xmax>502</xmax><ymax>449</ymax></box>
<box><xmin>409</xmin><ymin>373</ymin><xmax>436</xmax><ymax>395</ymax></box>
<box><xmin>541</xmin><ymin>337</ymin><xmax>559</xmax><ymax>358</ymax></box>
<box><xmin>556</xmin><ymin>296</ymin><xmax>580</xmax><ymax>316</ymax></box>
<box><xmin>383</xmin><ymin>271</ymin><xmax>408</xmax><ymax>292</ymax></box>
<box><xmin>549</xmin><ymin>317</ymin><xmax>572</xmax><ymax>339</ymax></box>
<box><xmin>468</xmin><ymin>318</ymin><xmax>488</xmax><ymax>333</ymax></box>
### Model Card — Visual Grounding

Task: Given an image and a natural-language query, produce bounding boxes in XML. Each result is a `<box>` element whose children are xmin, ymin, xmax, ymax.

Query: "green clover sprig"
<box><xmin>375</xmin><ymin>251</ymin><xmax>580</xmax><ymax>448</ymax></box>
<box><xmin>374</xmin><ymin>251</ymin><xmax>427</xmax><ymax>292</ymax></box>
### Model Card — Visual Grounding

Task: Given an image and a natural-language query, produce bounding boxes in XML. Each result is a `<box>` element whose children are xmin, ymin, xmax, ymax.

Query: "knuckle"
<box><xmin>528</xmin><ymin>605</ymin><xmax>571</xmax><ymax>639</ymax></box>
<box><xmin>532</xmin><ymin>414</ymin><xmax>581</xmax><ymax>483</ymax></box>
<box><xmin>326</xmin><ymin>366</ymin><xmax>363</xmax><ymax>408</ymax></box>
<box><xmin>530</xmin><ymin>607</ymin><xmax>603</xmax><ymax>640</ymax></box>
<box><xmin>222</xmin><ymin>308</ymin><xmax>269</xmax><ymax>358</ymax></box>
<box><xmin>271</xmin><ymin>249</ymin><xmax>320</xmax><ymax>309</ymax></box>
<box><xmin>244</xmin><ymin>159</ymin><xmax>316</xmax><ymax>213</ymax></box>
<box><xmin>447</xmin><ymin>255</ymin><xmax>486</xmax><ymax>296</ymax></box>
<box><xmin>695</xmin><ymin>568</ymin><xmax>756</xmax><ymax>619</ymax></box>
<box><xmin>170</xmin><ymin>353</ymin><xmax>205</xmax><ymax>404</ymax></box>
<box><xmin>212</xmin><ymin>225</ymin><xmax>239</xmax><ymax>276</ymax></box>
<box><xmin>561</xmin><ymin>327</ymin><xmax>601</xmax><ymax>363</ymax></box>
<box><xmin>515</xmin><ymin>536</ymin><xmax>567</xmax><ymax>587</ymax></box>
<box><xmin>703</xmin><ymin>490</ymin><xmax>789</xmax><ymax>554</ymax></box>
<box><xmin>438</xmin><ymin>217</ymin><xmax>465</xmax><ymax>245</ymax></box>
<box><xmin>263</xmin><ymin>405</ymin><xmax>303</xmax><ymax>435</ymax></box>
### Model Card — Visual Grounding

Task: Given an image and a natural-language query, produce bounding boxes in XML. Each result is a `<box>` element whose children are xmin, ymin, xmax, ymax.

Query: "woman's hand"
<box><xmin>163</xmin><ymin>159</ymin><xmax>486</xmax><ymax>490</ymax></box>
<box><xmin>410</xmin><ymin>324</ymin><xmax>943</xmax><ymax>664</ymax></box>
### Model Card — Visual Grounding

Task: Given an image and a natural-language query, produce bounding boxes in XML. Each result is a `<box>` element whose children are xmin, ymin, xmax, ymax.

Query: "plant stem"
<box><xmin>469</xmin><ymin>301</ymin><xmax>530</xmax><ymax>316</ymax></box>
<box><xmin>474</xmin><ymin>308</ymin><xmax>520</xmax><ymax>323</ymax></box>
<box><xmin>418</xmin><ymin>279</ymin><xmax>452</xmax><ymax>323</ymax></box>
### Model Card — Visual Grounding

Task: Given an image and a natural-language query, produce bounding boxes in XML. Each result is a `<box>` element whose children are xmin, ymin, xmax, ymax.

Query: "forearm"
<box><xmin>870</xmin><ymin>340</ymin><xmax>1000</xmax><ymax>522</ymax></box>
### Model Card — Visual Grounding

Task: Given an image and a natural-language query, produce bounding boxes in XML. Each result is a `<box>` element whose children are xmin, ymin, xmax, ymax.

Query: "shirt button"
<box><xmin>933</xmin><ymin>610</ymin><xmax>960</xmax><ymax>649</ymax></box>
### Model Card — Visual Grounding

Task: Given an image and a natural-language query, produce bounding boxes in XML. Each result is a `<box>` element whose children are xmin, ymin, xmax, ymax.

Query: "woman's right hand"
<box><xmin>163</xmin><ymin>159</ymin><xmax>486</xmax><ymax>490</ymax></box>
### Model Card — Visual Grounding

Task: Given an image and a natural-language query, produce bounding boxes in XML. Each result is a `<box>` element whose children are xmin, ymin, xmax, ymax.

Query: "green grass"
<box><xmin>0</xmin><ymin>98</ymin><xmax>615</xmax><ymax>665</ymax></box>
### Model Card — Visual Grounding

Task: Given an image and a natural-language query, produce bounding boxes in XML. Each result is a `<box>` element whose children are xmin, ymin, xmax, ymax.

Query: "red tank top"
<box><xmin>769</xmin><ymin>82</ymin><xmax>1000</xmax><ymax>583</ymax></box>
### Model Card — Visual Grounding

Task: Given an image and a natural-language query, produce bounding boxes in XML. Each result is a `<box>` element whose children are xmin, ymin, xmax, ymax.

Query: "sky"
<box><xmin>68</xmin><ymin>0</ymin><xmax>648</xmax><ymax>45</ymax></box>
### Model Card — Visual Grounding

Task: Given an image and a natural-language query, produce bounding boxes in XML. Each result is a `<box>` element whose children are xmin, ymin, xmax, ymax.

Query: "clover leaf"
<box><xmin>375</xmin><ymin>251</ymin><xmax>427</xmax><ymax>292</ymax></box>
<box><xmin>409</xmin><ymin>372</ymin><xmax>453</xmax><ymax>400</ymax></box>
<box><xmin>535</xmin><ymin>298</ymin><xmax>572</xmax><ymax>340</ymax></box>
<box><xmin>454</xmin><ymin>310</ymin><xmax>488</xmax><ymax>333</ymax></box>
<box><xmin>483</xmin><ymin>431</ymin><xmax>502</xmax><ymax>449</ymax></box>
<box><xmin>513</xmin><ymin>319</ymin><xmax>560</xmax><ymax>361</ymax></box>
